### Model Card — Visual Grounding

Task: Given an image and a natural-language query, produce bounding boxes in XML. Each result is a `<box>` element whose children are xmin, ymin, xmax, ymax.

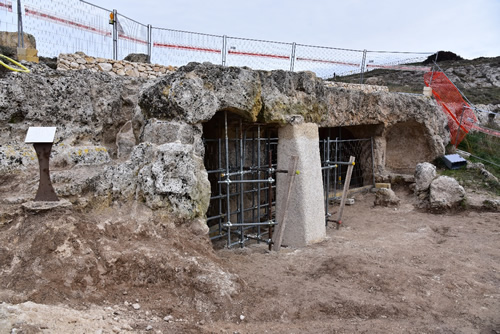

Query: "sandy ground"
<box><xmin>1</xmin><ymin>188</ymin><xmax>499</xmax><ymax>333</ymax></box>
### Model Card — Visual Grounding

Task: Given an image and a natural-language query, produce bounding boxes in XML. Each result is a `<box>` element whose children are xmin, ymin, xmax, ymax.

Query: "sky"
<box><xmin>94</xmin><ymin>0</ymin><xmax>500</xmax><ymax>59</ymax></box>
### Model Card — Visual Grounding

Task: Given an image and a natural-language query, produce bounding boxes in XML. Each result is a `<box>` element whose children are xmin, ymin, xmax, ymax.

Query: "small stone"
<box><xmin>163</xmin><ymin>315</ymin><xmax>174</xmax><ymax>322</ymax></box>
<box><xmin>146</xmin><ymin>325</ymin><xmax>153</xmax><ymax>331</ymax></box>
<box><xmin>112</xmin><ymin>326</ymin><xmax>121</xmax><ymax>333</ymax></box>
<box><xmin>98</xmin><ymin>63</ymin><xmax>113</xmax><ymax>72</ymax></box>
<box><xmin>132</xmin><ymin>303</ymin><xmax>141</xmax><ymax>310</ymax></box>
<box><xmin>123</xmin><ymin>291</ymin><xmax>128</xmax><ymax>295</ymax></box>
<box><xmin>124</xmin><ymin>301</ymin><xmax>129</xmax><ymax>306</ymax></box>
<box><xmin>239</xmin><ymin>315</ymin><xmax>245</xmax><ymax>321</ymax></box>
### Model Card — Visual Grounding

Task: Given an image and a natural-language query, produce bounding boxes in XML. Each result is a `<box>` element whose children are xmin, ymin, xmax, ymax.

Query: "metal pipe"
<box><xmin>17</xmin><ymin>0</ymin><xmax>24</xmax><ymax>48</ymax></box>
<box><xmin>257</xmin><ymin>127</ymin><xmax>262</xmax><ymax>240</ymax></box>
<box><xmin>224</xmin><ymin>111</ymin><xmax>231</xmax><ymax>247</ymax></box>
<box><xmin>218</xmin><ymin>178</ymin><xmax>275</xmax><ymax>184</ymax></box>
<box><xmin>222</xmin><ymin>35</ymin><xmax>227</xmax><ymax>66</ymax></box>
<box><xmin>370</xmin><ymin>137</ymin><xmax>375</xmax><ymax>186</ymax></box>
<box><xmin>218</xmin><ymin>138</ymin><xmax>223</xmax><ymax>237</ymax></box>
<box><xmin>221</xmin><ymin>170</ymin><xmax>254</xmax><ymax>177</ymax></box>
<box><xmin>147</xmin><ymin>24</ymin><xmax>152</xmax><ymax>62</ymax></box>
<box><xmin>326</xmin><ymin>136</ymin><xmax>331</xmax><ymax>223</ymax></box>
<box><xmin>239</xmin><ymin>119</ymin><xmax>244</xmax><ymax>247</ymax></box>
<box><xmin>267</xmin><ymin>147</ymin><xmax>273</xmax><ymax>250</ymax></box>
<box><xmin>290</xmin><ymin>42</ymin><xmax>297</xmax><ymax>72</ymax></box>
<box><xmin>223</xmin><ymin>221</ymin><xmax>276</xmax><ymax>227</ymax></box>
<box><xmin>112</xmin><ymin>9</ymin><xmax>118</xmax><ymax>60</ymax></box>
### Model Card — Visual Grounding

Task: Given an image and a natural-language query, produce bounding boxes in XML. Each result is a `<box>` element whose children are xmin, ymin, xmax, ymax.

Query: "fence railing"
<box><xmin>1</xmin><ymin>0</ymin><xmax>434</xmax><ymax>80</ymax></box>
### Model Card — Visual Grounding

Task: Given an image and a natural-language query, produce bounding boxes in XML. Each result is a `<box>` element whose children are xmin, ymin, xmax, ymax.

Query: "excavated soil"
<box><xmin>1</xmin><ymin>188</ymin><xmax>499</xmax><ymax>333</ymax></box>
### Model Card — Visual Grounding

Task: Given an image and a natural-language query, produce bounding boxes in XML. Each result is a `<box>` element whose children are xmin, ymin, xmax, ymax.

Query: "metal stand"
<box><xmin>33</xmin><ymin>143</ymin><xmax>58</xmax><ymax>201</ymax></box>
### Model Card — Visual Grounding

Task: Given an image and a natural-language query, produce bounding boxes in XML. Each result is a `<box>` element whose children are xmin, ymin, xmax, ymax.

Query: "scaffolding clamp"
<box><xmin>219</xmin><ymin>178</ymin><xmax>232</xmax><ymax>184</ymax></box>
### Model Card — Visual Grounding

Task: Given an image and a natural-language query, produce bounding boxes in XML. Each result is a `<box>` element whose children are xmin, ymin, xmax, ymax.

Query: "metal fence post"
<box><xmin>222</xmin><ymin>35</ymin><xmax>227</xmax><ymax>66</ymax></box>
<box><xmin>112</xmin><ymin>9</ymin><xmax>118</xmax><ymax>60</ymax></box>
<box><xmin>359</xmin><ymin>49</ymin><xmax>367</xmax><ymax>84</ymax></box>
<box><xmin>290</xmin><ymin>42</ymin><xmax>296</xmax><ymax>72</ymax></box>
<box><xmin>17</xmin><ymin>0</ymin><xmax>24</xmax><ymax>48</ymax></box>
<box><xmin>147</xmin><ymin>24</ymin><xmax>152</xmax><ymax>62</ymax></box>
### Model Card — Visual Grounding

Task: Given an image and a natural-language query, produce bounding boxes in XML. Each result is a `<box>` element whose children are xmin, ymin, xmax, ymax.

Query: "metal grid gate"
<box><xmin>320</xmin><ymin>137</ymin><xmax>375</xmax><ymax>224</ymax></box>
<box><xmin>203</xmin><ymin>111</ymin><xmax>278</xmax><ymax>248</ymax></box>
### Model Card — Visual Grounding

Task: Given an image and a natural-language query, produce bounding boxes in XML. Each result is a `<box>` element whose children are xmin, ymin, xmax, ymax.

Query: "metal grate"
<box><xmin>320</xmin><ymin>137</ymin><xmax>374</xmax><ymax>224</ymax></box>
<box><xmin>203</xmin><ymin>111</ymin><xmax>278</xmax><ymax>248</ymax></box>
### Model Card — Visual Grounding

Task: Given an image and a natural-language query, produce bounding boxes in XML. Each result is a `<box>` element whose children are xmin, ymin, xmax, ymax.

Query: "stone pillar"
<box><xmin>277</xmin><ymin>122</ymin><xmax>325</xmax><ymax>247</ymax></box>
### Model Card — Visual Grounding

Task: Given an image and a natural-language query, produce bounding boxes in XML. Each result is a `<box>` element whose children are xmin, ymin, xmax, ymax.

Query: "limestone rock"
<box><xmin>374</xmin><ymin>188</ymin><xmax>400</xmax><ymax>207</ymax></box>
<box><xmin>414</xmin><ymin>162</ymin><xmax>436</xmax><ymax>192</ymax></box>
<box><xmin>0</xmin><ymin>144</ymin><xmax>37</xmax><ymax>172</ymax></box>
<box><xmin>22</xmin><ymin>199</ymin><xmax>72</xmax><ymax>212</ymax></box>
<box><xmin>124</xmin><ymin>53</ymin><xmax>150</xmax><ymax>63</ymax></box>
<box><xmin>429</xmin><ymin>176</ymin><xmax>466</xmax><ymax>209</ymax></box>
<box><xmin>364</xmin><ymin>76</ymin><xmax>386</xmax><ymax>86</ymax></box>
<box><xmin>98</xmin><ymin>63</ymin><xmax>113</xmax><ymax>72</ymax></box>
<box><xmin>116</xmin><ymin>121</ymin><xmax>136</xmax><ymax>159</ymax></box>
<box><xmin>137</xmin><ymin>142</ymin><xmax>210</xmax><ymax>217</ymax></box>
<box><xmin>52</xmin><ymin>146</ymin><xmax>110</xmax><ymax>167</ymax></box>
<box><xmin>0</xmin><ymin>63</ymin><xmax>145</xmax><ymax>158</ymax></box>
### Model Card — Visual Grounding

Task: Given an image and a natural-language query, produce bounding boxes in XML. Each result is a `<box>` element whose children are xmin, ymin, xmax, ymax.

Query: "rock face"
<box><xmin>429</xmin><ymin>176</ymin><xmax>466</xmax><ymax>210</ymax></box>
<box><xmin>140</xmin><ymin>62</ymin><xmax>447</xmax><ymax>174</ymax></box>
<box><xmin>1</xmin><ymin>60</ymin><xmax>449</xmax><ymax>220</ymax></box>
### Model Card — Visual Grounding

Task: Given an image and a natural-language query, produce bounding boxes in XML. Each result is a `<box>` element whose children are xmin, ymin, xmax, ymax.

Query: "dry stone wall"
<box><xmin>57</xmin><ymin>52</ymin><xmax>176</xmax><ymax>79</ymax></box>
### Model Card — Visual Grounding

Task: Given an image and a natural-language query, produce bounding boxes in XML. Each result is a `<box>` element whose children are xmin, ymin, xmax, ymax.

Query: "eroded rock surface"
<box><xmin>429</xmin><ymin>175</ymin><xmax>466</xmax><ymax>210</ymax></box>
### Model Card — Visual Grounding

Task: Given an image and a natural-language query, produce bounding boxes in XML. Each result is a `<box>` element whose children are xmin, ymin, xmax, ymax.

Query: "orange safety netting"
<box><xmin>424</xmin><ymin>71</ymin><xmax>478</xmax><ymax>146</ymax></box>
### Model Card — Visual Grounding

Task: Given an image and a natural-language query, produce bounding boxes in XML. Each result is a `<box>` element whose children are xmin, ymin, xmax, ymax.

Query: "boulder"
<box><xmin>414</xmin><ymin>162</ymin><xmax>436</xmax><ymax>192</ymax></box>
<box><xmin>429</xmin><ymin>175</ymin><xmax>466</xmax><ymax>209</ymax></box>
<box><xmin>124</xmin><ymin>53</ymin><xmax>150</xmax><ymax>63</ymax></box>
<box><xmin>374</xmin><ymin>188</ymin><xmax>400</xmax><ymax>207</ymax></box>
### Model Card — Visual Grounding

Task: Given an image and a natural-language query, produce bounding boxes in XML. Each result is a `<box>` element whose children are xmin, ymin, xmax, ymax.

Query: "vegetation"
<box><xmin>436</xmin><ymin>131</ymin><xmax>500</xmax><ymax>196</ymax></box>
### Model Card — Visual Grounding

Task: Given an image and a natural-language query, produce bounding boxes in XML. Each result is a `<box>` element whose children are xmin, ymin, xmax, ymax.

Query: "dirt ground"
<box><xmin>1</xmin><ymin>187</ymin><xmax>499</xmax><ymax>333</ymax></box>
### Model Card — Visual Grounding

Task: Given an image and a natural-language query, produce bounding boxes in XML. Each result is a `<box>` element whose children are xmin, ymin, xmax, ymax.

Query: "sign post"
<box><xmin>25</xmin><ymin>127</ymin><xmax>59</xmax><ymax>202</ymax></box>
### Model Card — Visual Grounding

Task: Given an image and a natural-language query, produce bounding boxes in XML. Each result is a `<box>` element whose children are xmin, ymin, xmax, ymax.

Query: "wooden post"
<box><xmin>272</xmin><ymin>156</ymin><xmax>299</xmax><ymax>252</ymax></box>
<box><xmin>335</xmin><ymin>156</ymin><xmax>355</xmax><ymax>229</ymax></box>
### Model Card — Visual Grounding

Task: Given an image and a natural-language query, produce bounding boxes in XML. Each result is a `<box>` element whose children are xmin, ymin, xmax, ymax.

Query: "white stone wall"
<box><xmin>57</xmin><ymin>52</ymin><xmax>175</xmax><ymax>79</ymax></box>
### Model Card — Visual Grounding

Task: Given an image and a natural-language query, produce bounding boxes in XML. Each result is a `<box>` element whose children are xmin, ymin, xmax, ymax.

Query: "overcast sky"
<box><xmin>93</xmin><ymin>0</ymin><xmax>500</xmax><ymax>60</ymax></box>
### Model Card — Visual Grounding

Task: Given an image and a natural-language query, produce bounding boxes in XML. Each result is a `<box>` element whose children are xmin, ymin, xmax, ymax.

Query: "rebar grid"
<box><xmin>320</xmin><ymin>136</ymin><xmax>374</xmax><ymax>224</ymax></box>
<box><xmin>203</xmin><ymin>112</ymin><xmax>278</xmax><ymax>248</ymax></box>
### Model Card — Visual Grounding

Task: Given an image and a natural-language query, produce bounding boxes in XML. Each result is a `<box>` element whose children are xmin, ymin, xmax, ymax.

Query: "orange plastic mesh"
<box><xmin>424</xmin><ymin>71</ymin><xmax>478</xmax><ymax>146</ymax></box>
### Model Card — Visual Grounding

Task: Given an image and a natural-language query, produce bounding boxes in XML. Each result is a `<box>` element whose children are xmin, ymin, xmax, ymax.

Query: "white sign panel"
<box><xmin>25</xmin><ymin>127</ymin><xmax>57</xmax><ymax>143</ymax></box>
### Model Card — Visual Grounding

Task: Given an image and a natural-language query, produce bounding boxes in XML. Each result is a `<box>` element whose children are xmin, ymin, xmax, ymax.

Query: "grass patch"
<box><xmin>439</xmin><ymin>167</ymin><xmax>500</xmax><ymax>196</ymax></box>
<box><xmin>436</xmin><ymin>131</ymin><xmax>500</xmax><ymax>196</ymax></box>
<box><xmin>458</xmin><ymin>131</ymin><xmax>500</xmax><ymax>177</ymax></box>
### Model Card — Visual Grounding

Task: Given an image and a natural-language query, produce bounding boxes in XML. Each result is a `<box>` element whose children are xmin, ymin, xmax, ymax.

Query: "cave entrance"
<box><xmin>203</xmin><ymin>111</ymin><xmax>279</xmax><ymax>248</ymax></box>
<box><xmin>319</xmin><ymin>126</ymin><xmax>376</xmax><ymax>224</ymax></box>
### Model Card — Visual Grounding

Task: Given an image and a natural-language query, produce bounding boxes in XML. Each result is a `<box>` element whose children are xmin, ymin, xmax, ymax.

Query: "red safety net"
<box><xmin>424</xmin><ymin>71</ymin><xmax>478</xmax><ymax>146</ymax></box>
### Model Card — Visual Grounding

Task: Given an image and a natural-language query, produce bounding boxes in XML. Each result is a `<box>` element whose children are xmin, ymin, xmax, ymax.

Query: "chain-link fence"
<box><xmin>2</xmin><ymin>0</ymin><xmax>434</xmax><ymax>80</ymax></box>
